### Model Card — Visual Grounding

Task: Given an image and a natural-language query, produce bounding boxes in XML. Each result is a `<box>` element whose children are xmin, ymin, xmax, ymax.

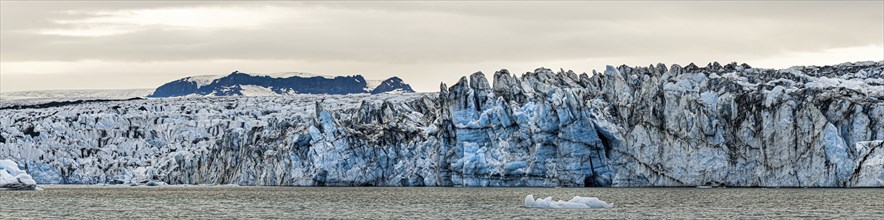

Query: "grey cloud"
<box><xmin>2</xmin><ymin>1</ymin><xmax>881</xmax><ymax>63</ymax></box>
<box><xmin>0</xmin><ymin>1</ymin><xmax>882</xmax><ymax>92</ymax></box>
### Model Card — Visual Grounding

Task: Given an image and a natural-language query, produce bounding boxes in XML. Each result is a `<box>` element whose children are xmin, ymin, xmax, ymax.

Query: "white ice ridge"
<box><xmin>255</xmin><ymin>72</ymin><xmax>334</xmax><ymax>79</ymax></box>
<box><xmin>185</xmin><ymin>75</ymin><xmax>226</xmax><ymax>88</ymax></box>
<box><xmin>0</xmin><ymin>159</ymin><xmax>38</xmax><ymax>190</ymax></box>
<box><xmin>185</xmin><ymin>72</ymin><xmax>335</xmax><ymax>89</ymax></box>
<box><xmin>524</xmin><ymin>195</ymin><xmax>614</xmax><ymax>209</ymax></box>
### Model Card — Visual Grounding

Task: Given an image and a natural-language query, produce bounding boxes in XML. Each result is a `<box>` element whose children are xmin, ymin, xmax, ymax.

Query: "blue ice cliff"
<box><xmin>1</xmin><ymin>61</ymin><xmax>882</xmax><ymax>187</ymax></box>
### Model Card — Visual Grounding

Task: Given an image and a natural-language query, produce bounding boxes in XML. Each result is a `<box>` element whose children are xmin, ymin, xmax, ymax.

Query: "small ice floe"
<box><xmin>524</xmin><ymin>195</ymin><xmax>614</xmax><ymax>209</ymax></box>
<box><xmin>188</xmin><ymin>183</ymin><xmax>240</xmax><ymax>187</ymax></box>
<box><xmin>145</xmin><ymin>181</ymin><xmax>168</xmax><ymax>186</ymax></box>
<box><xmin>125</xmin><ymin>181</ymin><xmax>168</xmax><ymax>187</ymax></box>
<box><xmin>189</xmin><ymin>183</ymin><xmax>241</xmax><ymax>187</ymax></box>
<box><xmin>0</xmin><ymin>159</ymin><xmax>38</xmax><ymax>190</ymax></box>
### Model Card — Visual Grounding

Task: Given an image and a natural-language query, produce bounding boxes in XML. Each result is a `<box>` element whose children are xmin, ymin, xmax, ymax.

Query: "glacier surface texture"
<box><xmin>1</xmin><ymin>62</ymin><xmax>882</xmax><ymax>187</ymax></box>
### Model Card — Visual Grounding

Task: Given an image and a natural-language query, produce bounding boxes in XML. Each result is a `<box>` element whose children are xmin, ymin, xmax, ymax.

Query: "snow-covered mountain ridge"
<box><xmin>1</xmin><ymin>61</ymin><xmax>882</xmax><ymax>187</ymax></box>
<box><xmin>148</xmin><ymin>71</ymin><xmax>415</xmax><ymax>97</ymax></box>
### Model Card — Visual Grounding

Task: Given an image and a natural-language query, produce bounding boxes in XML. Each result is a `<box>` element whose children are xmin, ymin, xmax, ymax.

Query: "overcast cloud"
<box><xmin>1</xmin><ymin>1</ymin><xmax>882</xmax><ymax>92</ymax></box>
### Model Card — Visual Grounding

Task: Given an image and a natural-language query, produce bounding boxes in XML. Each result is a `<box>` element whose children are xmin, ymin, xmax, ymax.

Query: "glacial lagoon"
<box><xmin>2</xmin><ymin>186</ymin><xmax>882</xmax><ymax>219</ymax></box>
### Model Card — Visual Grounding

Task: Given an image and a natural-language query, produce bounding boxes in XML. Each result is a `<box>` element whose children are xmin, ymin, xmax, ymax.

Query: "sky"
<box><xmin>1</xmin><ymin>1</ymin><xmax>882</xmax><ymax>92</ymax></box>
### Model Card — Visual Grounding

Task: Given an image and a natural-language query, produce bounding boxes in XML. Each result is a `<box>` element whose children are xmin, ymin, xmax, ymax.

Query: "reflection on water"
<box><xmin>2</xmin><ymin>186</ymin><xmax>882</xmax><ymax>219</ymax></box>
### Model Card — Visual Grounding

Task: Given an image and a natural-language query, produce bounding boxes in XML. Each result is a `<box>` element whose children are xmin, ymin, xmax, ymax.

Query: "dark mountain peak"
<box><xmin>371</xmin><ymin>77</ymin><xmax>415</xmax><ymax>94</ymax></box>
<box><xmin>148</xmin><ymin>71</ymin><xmax>414</xmax><ymax>98</ymax></box>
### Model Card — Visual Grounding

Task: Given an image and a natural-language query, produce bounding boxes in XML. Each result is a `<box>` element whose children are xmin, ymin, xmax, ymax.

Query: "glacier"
<box><xmin>0</xmin><ymin>61</ymin><xmax>882</xmax><ymax>187</ymax></box>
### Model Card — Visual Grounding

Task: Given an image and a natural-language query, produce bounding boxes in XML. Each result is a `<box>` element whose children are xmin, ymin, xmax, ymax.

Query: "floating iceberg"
<box><xmin>524</xmin><ymin>195</ymin><xmax>614</xmax><ymax>209</ymax></box>
<box><xmin>0</xmin><ymin>159</ymin><xmax>38</xmax><ymax>190</ymax></box>
<box><xmin>145</xmin><ymin>181</ymin><xmax>168</xmax><ymax>187</ymax></box>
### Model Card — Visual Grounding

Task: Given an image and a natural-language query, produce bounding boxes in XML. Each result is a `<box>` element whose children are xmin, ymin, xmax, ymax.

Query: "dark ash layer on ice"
<box><xmin>1</xmin><ymin>61</ymin><xmax>882</xmax><ymax>187</ymax></box>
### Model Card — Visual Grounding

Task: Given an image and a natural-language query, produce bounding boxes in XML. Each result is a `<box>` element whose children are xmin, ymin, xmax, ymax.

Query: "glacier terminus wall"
<box><xmin>1</xmin><ymin>61</ymin><xmax>882</xmax><ymax>187</ymax></box>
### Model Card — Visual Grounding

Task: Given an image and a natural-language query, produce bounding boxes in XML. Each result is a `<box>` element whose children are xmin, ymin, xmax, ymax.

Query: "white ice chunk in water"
<box><xmin>524</xmin><ymin>195</ymin><xmax>614</xmax><ymax>209</ymax></box>
<box><xmin>524</xmin><ymin>194</ymin><xmax>535</xmax><ymax>207</ymax></box>
<box><xmin>567</xmin><ymin>196</ymin><xmax>614</xmax><ymax>208</ymax></box>
<box><xmin>145</xmin><ymin>181</ymin><xmax>168</xmax><ymax>186</ymax></box>
<box><xmin>0</xmin><ymin>159</ymin><xmax>38</xmax><ymax>190</ymax></box>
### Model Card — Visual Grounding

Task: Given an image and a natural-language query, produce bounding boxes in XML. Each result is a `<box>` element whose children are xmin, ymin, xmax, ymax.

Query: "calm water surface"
<box><xmin>1</xmin><ymin>186</ymin><xmax>882</xmax><ymax>219</ymax></box>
